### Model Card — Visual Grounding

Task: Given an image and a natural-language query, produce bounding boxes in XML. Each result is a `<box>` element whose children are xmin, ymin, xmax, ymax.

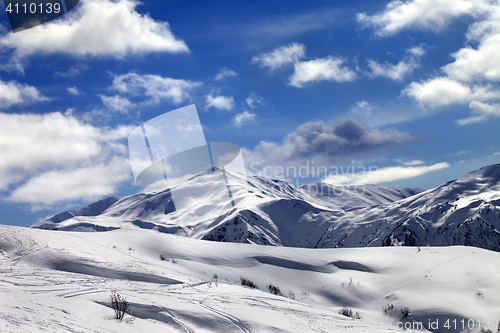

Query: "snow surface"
<box><xmin>2</xmin><ymin>224</ymin><xmax>500</xmax><ymax>332</ymax></box>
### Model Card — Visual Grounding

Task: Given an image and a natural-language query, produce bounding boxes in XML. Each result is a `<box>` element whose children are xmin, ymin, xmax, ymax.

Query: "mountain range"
<box><xmin>33</xmin><ymin>164</ymin><xmax>500</xmax><ymax>251</ymax></box>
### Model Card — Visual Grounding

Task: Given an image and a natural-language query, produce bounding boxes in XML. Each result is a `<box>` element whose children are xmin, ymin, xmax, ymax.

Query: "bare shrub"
<box><xmin>400</xmin><ymin>307</ymin><xmax>410</xmax><ymax>319</ymax></box>
<box><xmin>240</xmin><ymin>277</ymin><xmax>258</xmax><ymax>289</ymax></box>
<box><xmin>382</xmin><ymin>303</ymin><xmax>394</xmax><ymax>314</ymax></box>
<box><xmin>160</xmin><ymin>254</ymin><xmax>168</xmax><ymax>261</ymax></box>
<box><xmin>110</xmin><ymin>291</ymin><xmax>130</xmax><ymax>321</ymax></box>
<box><xmin>339</xmin><ymin>307</ymin><xmax>362</xmax><ymax>319</ymax></box>
<box><xmin>267</xmin><ymin>284</ymin><xmax>282</xmax><ymax>296</ymax></box>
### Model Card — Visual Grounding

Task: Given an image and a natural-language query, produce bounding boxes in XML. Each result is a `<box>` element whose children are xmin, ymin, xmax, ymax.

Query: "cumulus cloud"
<box><xmin>323</xmin><ymin>162</ymin><xmax>450</xmax><ymax>185</ymax></box>
<box><xmin>232</xmin><ymin>111</ymin><xmax>256</xmax><ymax>128</ymax></box>
<box><xmin>363</xmin><ymin>0</ymin><xmax>500</xmax><ymax>118</ymax></box>
<box><xmin>0</xmin><ymin>79</ymin><xmax>48</xmax><ymax>108</ymax></box>
<box><xmin>67</xmin><ymin>86</ymin><xmax>80</xmax><ymax>96</ymax></box>
<box><xmin>205</xmin><ymin>93</ymin><xmax>235</xmax><ymax>111</ymax></box>
<box><xmin>0</xmin><ymin>0</ymin><xmax>189</xmax><ymax>64</ymax></box>
<box><xmin>456</xmin><ymin>101</ymin><xmax>500</xmax><ymax>125</ymax></box>
<box><xmin>244</xmin><ymin>117</ymin><xmax>426</xmax><ymax>178</ymax></box>
<box><xmin>251</xmin><ymin>43</ymin><xmax>306</xmax><ymax>71</ymax></box>
<box><xmin>110</xmin><ymin>72</ymin><xmax>202</xmax><ymax>105</ymax></box>
<box><xmin>246</xmin><ymin>92</ymin><xmax>264</xmax><ymax>109</ymax></box>
<box><xmin>402</xmin><ymin>77</ymin><xmax>500</xmax><ymax>107</ymax></box>
<box><xmin>367</xmin><ymin>46</ymin><xmax>424</xmax><ymax>81</ymax></box>
<box><xmin>0</xmin><ymin>111</ymin><xmax>132</xmax><ymax>206</ymax></box>
<box><xmin>289</xmin><ymin>56</ymin><xmax>356</xmax><ymax>88</ymax></box>
<box><xmin>99</xmin><ymin>94</ymin><xmax>133</xmax><ymax>113</ymax></box>
<box><xmin>9</xmin><ymin>157</ymin><xmax>130</xmax><ymax>206</ymax></box>
<box><xmin>215</xmin><ymin>67</ymin><xmax>238</xmax><ymax>81</ymax></box>
<box><xmin>356</xmin><ymin>0</ymin><xmax>489</xmax><ymax>36</ymax></box>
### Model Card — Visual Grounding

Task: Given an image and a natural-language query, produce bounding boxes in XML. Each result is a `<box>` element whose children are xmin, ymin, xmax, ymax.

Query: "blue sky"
<box><xmin>0</xmin><ymin>0</ymin><xmax>499</xmax><ymax>226</ymax></box>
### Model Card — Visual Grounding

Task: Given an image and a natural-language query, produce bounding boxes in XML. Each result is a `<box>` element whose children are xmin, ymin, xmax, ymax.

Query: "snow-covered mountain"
<box><xmin>33</xmin><ymin>164</ymin><xmax>500</xmax><ymax>252</ymax></box>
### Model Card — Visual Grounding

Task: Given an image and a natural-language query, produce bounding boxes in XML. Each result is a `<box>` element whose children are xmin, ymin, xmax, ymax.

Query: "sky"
<box><xmin>0</xmin><ymin>0</ymin><xmax>499</xmax><ymax>226</ymax></box>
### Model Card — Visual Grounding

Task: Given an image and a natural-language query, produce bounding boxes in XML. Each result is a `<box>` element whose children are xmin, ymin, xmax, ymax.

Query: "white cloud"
<box><xmin>494</xmin><ymin>152</ymin><xmax>500</xmax><ymax>156</ymax></box>
<box><xmin>110</xmin><ymin>72</ymin><xmax>202</xmax><ymax>105</ymax></box>
<box><xmin>0</xmin><ymin>79</ymin><xmax>48</xmax><ymax>108</ymax></box>
<box><xmin>0</xmin><ymin>0</ymin><xmax>189</xmax><ymax>63</ymax></box>
<box><xmin>351</xmin><ymin>100</ymin><xmax>372</xmax><ymax>116</ymax></box>
<box><xmin>456</xmin><ymin>100</ymin><xmax>500</xmax><ymax>125</ymax></box>
<box><xmin>9</xmin><ymin>157</ymin><xmax>130</xmax><ymax>206</ymax></box>
<box><xmin>323</xmin><ymin>162</ymin><xmax>450</xmax><ymax>185</ymax></box>
<box><xmin>55</xmin><ymin>63</ymin><xmax>89</xmax><ymax>78</ymax></box>
<box><xmin>246</xmin><ymin>92</ymin><xmax>264</xmax><ymax>109</ymax></box>
<box><xmin>367</xmin><ymin>46</ymin><xmax>424</xmax><ymax>81</ymax></box>
<box><xmin>67</xmin><ymin>86</ymin><xmax>80</xmax><ymax>96</ymax></box>
<box><xmin>99</xmin><ymin>94</ymin><xmax>133</xmax><ymax>113</ymax></box>
<box><xmin>402</xmin><ymin>77</ymin><xmax>500</xmax><ymax>107</ymax></box>
<box><xmin>232</xmin><ymin>111</ymin><xmax>256</xmax><ymax>128</ymax></box>
<box><xmin>356</xmin><ymin>0</ymin><xmax>489</xmax><ymax>36</ymax></box>
<box><xmin>0</xmin><ymin>111</ymin><xmax>132</xmax><ymax>206</ymax></box>
<box><xmin>289</xmin><ymin>56</ymin><xmax>356</xmax><ymax>88</ymax></box>
<box><xmin>251</xmin><ymin>43</ymin><xmax>306</xmax><ymax>71</ymax></box>
<box><xmin>215</xmin><ymin>67</ymin><xmax>238</xmax><ymax>81</ymax></box>
<box><xmin>205</xmin><ymin>93</ymin><xmax>235</xmax><ymax>111</ymax></box>
<box><xmin>443</xmin><ymin>7</ymin><xmax>500</xmax><ymax>83</ymax></box>
<box><xmin>366</xmin><ymin>1</ymin><xmax>500</xmax><ymax>118</ymax></box>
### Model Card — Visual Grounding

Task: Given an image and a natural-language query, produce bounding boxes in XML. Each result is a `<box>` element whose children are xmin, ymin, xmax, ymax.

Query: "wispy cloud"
<box><xmin>109</xmin><ymin>72</ymin><xmax>202</xmax><ymax>106</ymax></box>
<box><xmin>251</xmin><ymin>43</ymin><xmax>306</xmax><ymax>71</ymax></box>
<box><xmin>323</xmin><ymin>162</ymin><xmax>449</xmax><ymax>185</ymax></box>
<box><xmin>215</xmin><ymin>67</ymin><xmax>238</xmax><ymax>81</ymax></box>
<box><xmin>67</xmin><ymin>86</ymin><xmax>80</xmax><ymax>96</ymax></box>
<box><xmin>246</xmin><ymin>92</ymin><xmax>264</xmax><ymax>109</ymax></box>
<box><xmin>367</xmin><ymin>46</ymin><xmax>424</xmax><ymax>81</ymax></box>
<box><xmin>232</xmin><ymin>111</ymin><xmax>256</xmax><ymax>128</ymax></box>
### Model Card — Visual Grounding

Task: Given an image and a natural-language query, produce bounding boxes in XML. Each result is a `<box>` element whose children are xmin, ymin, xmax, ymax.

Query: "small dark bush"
<box><xmin>339</xmin><ymin>307</ymin><xmax>362</xmax><ymax>319</ymax></box>
<box><xmin>382</xmin><ymin>303</ymin><xmax>394</xmax><ymax>314</ymax></box>
<box><xmin>110</xmin><ymin>291</ymin><xmax>130</xmax><ymax>320</ymax></box>
<box><xmin>240</xmin><ymin>277</ymin><xmax>258</xmax><ymax>289</ymax></box>
<box><xmin>172</xmin><ymin>259</ymin><xmax>178</xmax><ymax>264</ymax></box>
<box><xmin>267</xmin><ymin>284</ymin><xmax>282</xmax><ymax>296</ymax></box>
<box><xmin>400</xmin><ymin>307</ymin><xmax>410</xmax><ymax>319</ymax></box>
<box><xmin>160</xmin><ymin>254</ymin><xmax>168</xmax><ymax>261</ymax></box>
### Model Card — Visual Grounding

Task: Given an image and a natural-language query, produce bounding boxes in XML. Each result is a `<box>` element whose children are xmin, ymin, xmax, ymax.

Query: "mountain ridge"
<box><xmin>32</xmin><ymin>164</ymin><xmax>500</xmax><ymax>252</ymax></box>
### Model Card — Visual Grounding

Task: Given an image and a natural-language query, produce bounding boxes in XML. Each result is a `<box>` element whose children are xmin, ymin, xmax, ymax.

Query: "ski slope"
<box><xmin>2</xmin><ymin>224</ymin><xmax>500</xmax><ymax>332</ymax></box>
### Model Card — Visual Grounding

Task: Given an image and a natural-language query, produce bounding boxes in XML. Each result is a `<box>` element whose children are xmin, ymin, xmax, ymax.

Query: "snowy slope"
<box><xmin>32</xmin><ymin>170</ymin><xmax>421</xmax><ymax>242</ymax></box>
<box><xmin>32</xmin><ymin>164</ymin><xmax>500</xmax><ymax>252</ymax></box>
<box><xmin>2</xmin><ymin>224</ymin><xmax>500</xmax><ymax>332</ymax></box>
<box><xmin>315</xmin><ymin>164</ymin><xmax>500</xmax><ymax>250</ymax></box>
